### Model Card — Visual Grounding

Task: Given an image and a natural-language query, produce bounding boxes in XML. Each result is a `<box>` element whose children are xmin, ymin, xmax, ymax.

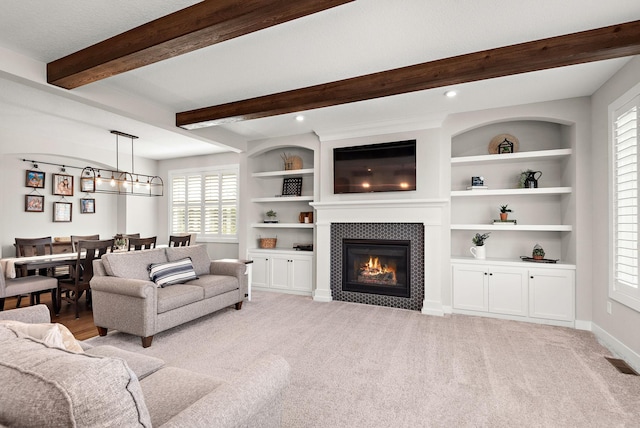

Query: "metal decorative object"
<box><xmin>497</xmin><ymin>138</ymin><xmax>514</xmax><ymax>154</ymax></box>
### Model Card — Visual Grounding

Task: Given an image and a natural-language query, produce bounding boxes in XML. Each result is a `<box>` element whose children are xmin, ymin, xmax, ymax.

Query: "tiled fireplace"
<box><xmin>331</xmin><ymin>223</ymin><xmax>424</xmax><ymax>310</ymax></box>
<box><xmin>311</xmin><ymin>199</ymin><xmax>447</xmax><ymax>315</ymax></box>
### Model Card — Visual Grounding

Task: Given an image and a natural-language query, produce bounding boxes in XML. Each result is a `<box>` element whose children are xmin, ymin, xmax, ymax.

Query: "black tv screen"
<box><xmin>334</xmin><ymin>140</ymin><xmax>416</xmax><ymax>194</ymax></box>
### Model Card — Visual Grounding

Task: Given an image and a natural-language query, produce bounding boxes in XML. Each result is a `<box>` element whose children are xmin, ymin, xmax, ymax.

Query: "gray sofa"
<box><xmin>91</xmin><ymin>245</ymin><xmax>247</xmax><ymax>347</ymax></box>
<box><xmin>0</xmin><ymin>305</ymin><xmax>290</xmax><ymax>427</ymax></box>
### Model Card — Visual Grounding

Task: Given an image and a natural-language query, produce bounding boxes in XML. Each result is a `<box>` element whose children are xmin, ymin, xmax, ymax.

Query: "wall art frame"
<box><xmin>53</xmin><ymin>173</ymin><xmax>74</xmax><ymax>196</ymax></box>
<box><xmin>80</xmin><ymin>177</ymin><xmax>95</xmax><ymax>193</ymax></box>
<box><xmin>53</xmin><ymin>201</ymin><xmax>72</xmax><ymax>222</ymax></box>
<box><xmin>80</xmin><ymin>198</ymin><xmax>95</xmax><ymax>214</ymax></box>
<box><xmin>25</xmin><ymin>194</ymin><xmax>44</xmax><ymax>212</ymax></box>
<box><xmin>26</xmin><ymin>170</ymin><xmax>45</xmax><ymax>188</ymax></box>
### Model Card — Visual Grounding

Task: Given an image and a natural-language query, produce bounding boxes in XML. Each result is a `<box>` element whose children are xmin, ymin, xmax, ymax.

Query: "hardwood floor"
<box><xmin>2</xmin><ymin>293</ymin><xmax>99</xmax><ymax>341</ymax></box>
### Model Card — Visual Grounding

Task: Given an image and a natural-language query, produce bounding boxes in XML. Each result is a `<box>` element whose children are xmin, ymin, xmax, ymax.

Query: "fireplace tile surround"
<box><xmin>331</xmin><ymin>223</ymin><xmax>424</xmax><ymax>310</ymax></box>
<box><xmin>311</xmin><ymin>199</ymin><xmax>448</xmax><ymax>316</ymax></box>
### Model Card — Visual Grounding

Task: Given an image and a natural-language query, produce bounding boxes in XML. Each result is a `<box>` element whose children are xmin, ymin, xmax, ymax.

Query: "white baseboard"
<box><xmin>574</xmin><ymin>319</ymin><xmax>592</xmax><ymax>331</ymax></box>
<box><xmin>592</xmin><ymin>323</ymin><xmax>640</xmax><ymax>373</ymax></box>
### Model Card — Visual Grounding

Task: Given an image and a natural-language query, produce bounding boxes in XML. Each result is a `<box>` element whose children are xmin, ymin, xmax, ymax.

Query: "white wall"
<box><xmin>157</xmin><ymin>151</ymin><xmax>244</xmax><ymax>260</ymax></box>
<box><xmin>591</xmin><ymin>56</ymin><xmax>640</xmax><ymax>363</ymax></box>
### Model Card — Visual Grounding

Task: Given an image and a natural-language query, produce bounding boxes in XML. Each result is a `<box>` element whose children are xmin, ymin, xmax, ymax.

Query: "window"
<box><xmin>611</xmin><ymin>88</ymin><xmax>640</xmax><ymax>311</ymax></box>
<box><xmin>170</xmin><ymin>166</ymin><xmax>238</xmax><ymax>242</ymax></box>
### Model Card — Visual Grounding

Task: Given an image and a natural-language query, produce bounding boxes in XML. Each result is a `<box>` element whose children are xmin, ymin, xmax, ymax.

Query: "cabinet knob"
<box><xmin>530</xmin><ymin>276</ymin><xmax>534</xmax><ymax>279</ymax></box>
<box><xmin>484</xmin><ymin>272</ymin><xmax>488</xmax><ymax>275</ymax></box>
<box><xmin>489</xmin><ymin>273</ymin><xmax>493</xmax><ymax>276</ymax></box>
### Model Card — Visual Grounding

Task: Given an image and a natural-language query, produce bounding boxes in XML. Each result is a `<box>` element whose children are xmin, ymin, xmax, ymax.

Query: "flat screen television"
<box><xmin>333</xmin><ymin>140</ymin><xmax>416</xmax><ymax>194</ymax></box>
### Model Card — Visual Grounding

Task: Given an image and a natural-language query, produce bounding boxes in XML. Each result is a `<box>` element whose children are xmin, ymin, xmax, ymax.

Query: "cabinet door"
<box><xmin>488</xmin><ymin>267</ymin><xmax>527</xmax><ymax>316</ymax></box>
<box><xmin>452</xmin><ymin>264</ymin><xmax>488</xmax><ymax>311</ymax></box>
<box><xmin>270</xmin><ymin>255</ymin><xmax>292</xmax><ymax>290</ymax></box>
<box><xmin>528</xmin><ymin>268</ymin><xmax>575</xmax><ymax>321</ymax></box>
<box><xmin>290</xmin><ymin>255</ymin><xmax>313</xmax><ymax>292</ymax></box>
<box><xmin>249</xmin><ymin>254</ymin><xmax>270</xmax><ymax>288</ymax></box>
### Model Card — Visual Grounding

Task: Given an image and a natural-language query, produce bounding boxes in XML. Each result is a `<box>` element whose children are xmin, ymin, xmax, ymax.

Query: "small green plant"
<box><xmin>500</xmin><ymin>204</ymin><xmax>512</xmax><ymax>213</ymax></box>
<box><xmin>472</xmin><ymin>232</ymin><xmax>490</xmax><ymax>246</ymax></box>
<box><xmin>532</xmin><ymin>244</ymin><xmax>545</xmax><ymax>258</ymax></box>
<box><xmin>266</xmin><ymin>210</ymin><xmax>277</xmax><ymax>218</ymax></box>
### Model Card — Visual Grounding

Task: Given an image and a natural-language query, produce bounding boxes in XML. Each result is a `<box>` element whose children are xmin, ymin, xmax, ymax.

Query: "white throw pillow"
<box><xmin>0</xmin><ymin>320</ymin><xmax>84</xmax><ymax>353</ymax></box>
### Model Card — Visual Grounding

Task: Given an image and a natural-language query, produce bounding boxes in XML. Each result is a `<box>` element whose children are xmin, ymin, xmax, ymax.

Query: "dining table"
<box><xmin>0</xmin><ymin>253</ymin><xmax>81</xmax><ymax>279</ymax></box>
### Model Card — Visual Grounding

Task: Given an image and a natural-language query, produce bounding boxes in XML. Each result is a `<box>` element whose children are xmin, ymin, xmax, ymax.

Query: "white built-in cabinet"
<box><xmin>450</xmin><ymin>120</ymin><xmax>576</xmax><ymax>327</ymax></box>
<box><xmin>451</xmin><ymin>260</ymin><xmax>575</xmax><ymax>327</ymax></box>
<box><xmin>248</xmin><ymin>249</ymin><xmax>313</xmax><ymax>295</ymax></box>
<box><xmin>246</xmin><ymin>142</ymin><xmax>317</xmax><ymax>295</ymax></box>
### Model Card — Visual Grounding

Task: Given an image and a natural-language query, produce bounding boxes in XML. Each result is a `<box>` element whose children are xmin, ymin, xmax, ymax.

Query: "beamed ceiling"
<box><xmin>1</xmin><ymin>1</ymin><xmax>639</xmax><ymax>158</ymax></box>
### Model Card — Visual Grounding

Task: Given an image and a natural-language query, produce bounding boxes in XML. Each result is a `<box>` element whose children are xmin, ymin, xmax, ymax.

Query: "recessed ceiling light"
<box><xmin>445</xmin><ymin>90</ymin><xmax>457</xmax><ymax>98</ymax></box>
<box><xmin>295</xmin><ymin>115</ymin><xmax>305</xmax><ymax>122</ymax></box>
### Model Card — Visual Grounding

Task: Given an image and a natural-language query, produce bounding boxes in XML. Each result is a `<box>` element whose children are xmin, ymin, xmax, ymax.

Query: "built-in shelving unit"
<box><xmin>450</xmin><ymin>120</ymin><xmax>575</xmax><ymax>262</ymax></box>
<box><xmin>449</xmin><ymin>120</ymin><xmax>577</xmax><ymax>325</ymax></box>
<box><xmin>252</xmin><ymin>168</ymin><xmax>314</xmax><ymax>178</ymax></box>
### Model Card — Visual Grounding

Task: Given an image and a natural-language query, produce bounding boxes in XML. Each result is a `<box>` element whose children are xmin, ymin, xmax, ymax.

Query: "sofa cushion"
<box><xmin>140</xmin><ymin>366</ymin><xmax>222</xmax><ymax>427</ymax></box>
<box><xmin>186</xmin><ymin>275</ymin><xmax>239</xmax><ymax>299</ymax></box>
<box><xmin>85</xmin><ymin>345</ymin><xmax>165</xmax><ymax>380</ymax></box>
<box><xmin>165</xmin><ymin>245</ymin><xmax>211</xmax><ymax>276</ymax></box>
<box><xmin>0</xmin><ymin>320</ymin><xmax>83</xmax><ymax>353</ymax></box>
<box><xmin>0</xmin><ymin>334</ymin><xmax>152</xmax><ymax>427</ymax></box>
<box><xmin>157</xmin><ymin>284</ymin><xmax>204</xmax><ymax>314</ymax></box>
<box><xmin>148</xmin><ymin>257</ymin><xmax>198</xmax><ymax>288</ymax></box>
<box><xmin>102</xmin><ymin>248</ymin><xmax>168</xmax><ymax>281</ymax></box>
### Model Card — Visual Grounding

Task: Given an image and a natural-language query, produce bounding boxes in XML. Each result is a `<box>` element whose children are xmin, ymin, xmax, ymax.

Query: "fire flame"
<box><xmin>360</xmin><ymin>256</ymin><xmax>396</xmax><ymax>283</ymax></box>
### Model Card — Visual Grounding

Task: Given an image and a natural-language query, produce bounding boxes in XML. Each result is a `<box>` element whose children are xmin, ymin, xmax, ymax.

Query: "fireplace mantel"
<box><xmin>311</xmin><ymin>198</ymin><xmax>449</xmax><ymax>316</ymax></box>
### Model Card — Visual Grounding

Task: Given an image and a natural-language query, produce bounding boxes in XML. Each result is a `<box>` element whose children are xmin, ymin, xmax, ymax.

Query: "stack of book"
<box><xmin>493</xmin><ymin>219</ymin><xmax>517</xmax><ymax>225</ymax></box>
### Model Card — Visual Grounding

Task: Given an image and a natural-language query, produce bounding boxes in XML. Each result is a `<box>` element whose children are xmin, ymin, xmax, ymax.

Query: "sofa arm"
<box><xmin>0</xmin><ymin>304</ymin><xmax>50</xmax><ymax>323</ymax></box>
<box><xmin>160</xmin><ymin>354</ymin><xmax>290</xmax><ymax>428</ymax></box>
<box><xmin>90</xmin><ymin>277</ymin><xmax>157</xmax><ymax>299</ymax></box>
<box><xmin>210</xmin><ymin>261</ymin><xmax>248</xmax><ymax>297</ymax></box>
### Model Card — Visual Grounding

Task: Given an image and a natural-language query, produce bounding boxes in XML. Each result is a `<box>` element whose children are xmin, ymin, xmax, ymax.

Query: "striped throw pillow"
<box><xmin>148</xmin><ymin>257</ymin><xmax>198</xmax><ymax>287</ymax></box>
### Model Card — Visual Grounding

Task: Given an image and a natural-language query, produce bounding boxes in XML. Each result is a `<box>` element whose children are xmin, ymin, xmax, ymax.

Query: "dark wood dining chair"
<box><xmin>14</xmin><ymin>237</ymin><xmax>57</xmax><ymax>307</ymax></box>
<box><xmin>169</xmin><ymin>234</ymin><xmax>191</xmax><ymax>247</ymax></box>
<box><xmin>70</xmin><ymin>234</ymin><xmax>100</xmax><ymax>252</ymax></box>
<box><xmin>128</xmin><ymin>236</ymin><xmax>157</xmax><ymax>251</ymax></box>
<box><xmin>56</xmin><ymin>239</ymin><xmax>114</xmax><ymax>319</ymax></box>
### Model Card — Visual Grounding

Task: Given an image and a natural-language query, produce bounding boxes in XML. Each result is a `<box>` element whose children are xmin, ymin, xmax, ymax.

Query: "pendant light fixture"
<box><xmin>81</xmin><ymin>130</ymin><xmax>163</xmax><ymax>197</ymax></box>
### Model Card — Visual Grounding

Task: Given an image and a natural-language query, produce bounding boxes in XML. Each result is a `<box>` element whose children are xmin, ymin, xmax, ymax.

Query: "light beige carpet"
<box><xmin>86</xmin><ymin>291</ymin><xmax>640</xmax><ymax>427</ymax></box>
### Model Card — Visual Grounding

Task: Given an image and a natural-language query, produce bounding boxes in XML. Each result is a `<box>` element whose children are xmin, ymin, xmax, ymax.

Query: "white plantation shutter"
<box><xmin>611</xmin><ymin>93</ymin><xmax>640</xmax><ymax>311</ymax></box>
<box><xmin>170</xmin><ymin>166</ymin><xmax>239</xmax><ymax>241</ymax></box>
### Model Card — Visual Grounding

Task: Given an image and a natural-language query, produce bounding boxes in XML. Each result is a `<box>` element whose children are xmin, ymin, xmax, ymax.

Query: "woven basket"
<box><xmin>258</xmin><ymin>237</ymin><xmax>277</xmax><ymax>249</ymax></box>
<box><xmin>284</xmin><ymin>155</ymin><xmax>303</xmax><ymax>170</ymax></box>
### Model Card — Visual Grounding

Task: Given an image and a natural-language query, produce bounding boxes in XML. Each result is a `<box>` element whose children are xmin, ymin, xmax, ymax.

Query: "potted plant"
<box><xmin>472</xmin><ymin>232</ymin><xmax>490</xmax><ymax>246</ymax></box>
<box><xmin>532</xmin><ymin>244</ymin><xmax>545</xmax><ymax>260</ymax></box>
<box><xmin>499</xmin><ymin>204</ymin><xmax>512</xmax><ymax>221</ymax></box>
<box><xmin>470</xmin><ymin>232</ymin><xmax>490</xmax><ymax>259</ymax></box>
<box><xmin>265</xmin><ymin>209</ymin><xmax>278</xmax><ymax>223</ymax></box>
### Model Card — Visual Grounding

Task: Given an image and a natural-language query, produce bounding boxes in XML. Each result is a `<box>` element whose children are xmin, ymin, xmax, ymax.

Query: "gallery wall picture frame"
<box><xmin>26</xmin><ymin>170</ymin><xmax>45</xmax><ymax>188</ymax></box>
<box><xmin>53</xmin><ymin>173</ymin><xmax>74</xmax><ymax>196</ymax></box>
<box><xmin>53</xmin><ymin>201</ymin><xmax>72</xmax><ymax>222</ymax></box>
<box><xmin>80</xmin><ymin>198</ymin><xmax>95</xmax><ymax>214</ymax></box>
<box><xmin>80</xmin><ymin>177</ymin><xmax>95</xmax><ymax>193</ymax></box>
<box><xmin>25</xmin><ymin>195</ymin><xmax>44</xmax><ymax>212</ymax></box>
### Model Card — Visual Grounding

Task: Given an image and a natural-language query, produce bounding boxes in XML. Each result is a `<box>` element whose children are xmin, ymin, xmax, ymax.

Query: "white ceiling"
<box><xmin>0</xmin><ymin>0</ymin><xmax>639</xmax><ymax>159</ymax></box>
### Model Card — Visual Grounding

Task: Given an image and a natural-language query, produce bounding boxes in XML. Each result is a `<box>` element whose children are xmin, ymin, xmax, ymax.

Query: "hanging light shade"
<box><xmin>81</xmin><ymin>130</ymin><xmax>163</xmax><ymax>197</ymax></box>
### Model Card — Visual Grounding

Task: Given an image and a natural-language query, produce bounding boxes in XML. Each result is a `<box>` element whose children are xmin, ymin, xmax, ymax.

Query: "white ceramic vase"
<box><xmin>470</xmin><ymin>245</ymin><xmax>486</xmax><ymax>259</ymax></box>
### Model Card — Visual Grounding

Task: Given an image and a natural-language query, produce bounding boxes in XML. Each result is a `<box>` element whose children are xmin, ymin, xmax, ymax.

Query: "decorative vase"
<box><xmin>470</xmin><ymin>245</ymin><xmax>486</xmax><ymax>259</ymax></box>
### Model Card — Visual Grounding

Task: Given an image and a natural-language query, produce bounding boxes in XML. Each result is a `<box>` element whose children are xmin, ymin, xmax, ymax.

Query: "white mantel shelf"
<box><xmin>311</xmin><ymin>199</ymin><xmax>448</xmax><ymax>210</ymax></box>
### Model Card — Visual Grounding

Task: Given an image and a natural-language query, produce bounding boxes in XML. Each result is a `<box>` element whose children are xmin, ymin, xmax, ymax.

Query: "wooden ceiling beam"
<box><xmin>47</xmin><ymin>0</ymin><xmax>354</xmax><ymax>89</ymax></box>
<box><xmin>176</xmin><ymin>20</ymin><xmax>640</xmax><ymax>129</ymax></box>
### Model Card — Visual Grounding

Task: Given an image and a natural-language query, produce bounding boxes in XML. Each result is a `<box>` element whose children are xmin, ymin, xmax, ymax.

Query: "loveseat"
<box><xmin>90</xmin><ymin>245</ymin><xmax>247</xmax><ymax>347</ymax></box>
<box><xmin>0</xmin><ymin>305</ymin><xmax>290</xmax><ymax>427</ymax></box>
